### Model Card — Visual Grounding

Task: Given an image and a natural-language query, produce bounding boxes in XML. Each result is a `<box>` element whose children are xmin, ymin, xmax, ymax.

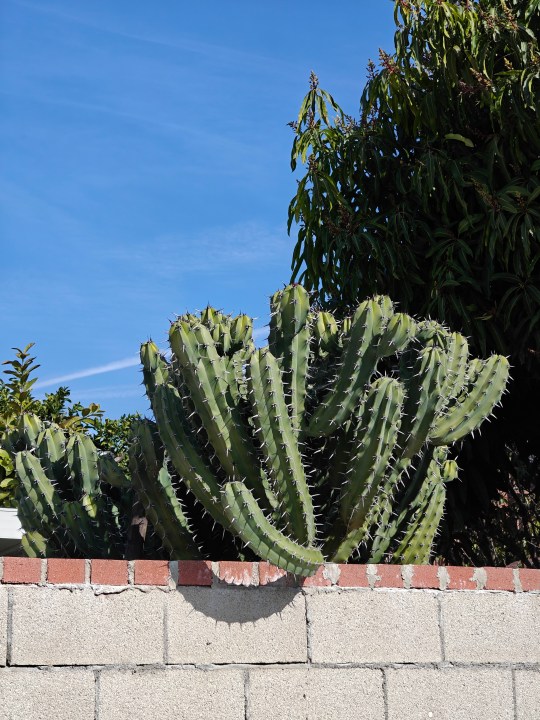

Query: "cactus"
<box><xmin>137</xmin><ymin>286</ymin><xmax>509</xmax><ymax>575</ymax></box>
<box><xmin>11</xmin><ymin>415</ymin><xmax>133</xmax><ymax>558</ymax></box>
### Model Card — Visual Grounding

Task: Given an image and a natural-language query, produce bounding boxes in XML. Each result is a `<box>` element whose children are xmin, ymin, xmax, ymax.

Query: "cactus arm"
<box><xmin>140</xmin><ymin>341</ymin><xmax>170</xmax><ymax>406</ymax></box>
<box><xmin>391</xmin><ymin>453</ymin><xmax>457</xmax><ymax>564</ymax></box>
<box><xmin>399</xmin><ymin>346</ymin><xmax>448</xmax><ymax>459</ymax></box>
<box><xmin>247</xmin><ymin>348</ymin><xmax>316</xmax><ymax>545</ymax></box>
<box><xmin>439</xmin><ymin>332</ymin><xmax>469</xmax><ymax>403</ymax></box>
<box><xmin>15</xmin><ymin>451</ymin><xmax>62</xmax><ymax>524</ymax></box>
<box><xmin>98</xmin><ymin>451</ymin><xmax>130</xmax><ymax>488</ymax></box>
<box><xmin>313</xmin><ymin>311</ymin><xmax>339</xmax><ymax>358</ymax></box>
<box><xmin>376</xmin><ymin>312</ymin><xmax>417</xmax><ymax>356</ymax></box>
<box><xmin>222</xmin><ymin>480</ymin><xmax>324</xmax><ymax>576</ymax></box>
<box><xmin>66</xmin><ymin>434</ymin><xmax>100</xmax><ymax>496</ymax></box>
<box><xmin>35</xmin><ymin>425</ymin><xmax>66</xmax><ymax>481</ymax></box>
<box><xmin>340</xmin><ymin>377</ymin><xmax>404</xmax><ymax>530</ymax></box>
<box><xmin>268</xmin><ymin>285</ymin><xmax>311</xmax><ymax>432</ymax></box>
<box><xmin>430</xmin><ymin>355</ymin><xmax>509</xmax><ymax>445</ymax></box>
<box><xmin>21</xmin><ymin>530</ymin><xmax>48</xmax><ymax>558</ymax></box>
<box><xmin>15</xmin><ymin>451</ymin><xmax>72</xmax><ymax>555</ymax></box>
<box><xmin>152</xmin><ymin>383</ymin><xmax>232</xmax><ymax>529</ymax></box>
<box><xmin>169</xmin><ymin>321</ymin><xmax>268</xmax><ymax>501</ymax></box>
<box><xmin>307</xmin><ymin>296</ymin><xmax>395</xmax><ymax>437</ymax></box>
<box><xmin>129</xmin><ymin>419</ymin><xmax>201</xmax><ymax>559</ymax></box>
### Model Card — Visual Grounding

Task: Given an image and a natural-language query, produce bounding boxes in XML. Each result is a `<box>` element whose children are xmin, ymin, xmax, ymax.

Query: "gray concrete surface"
<box><xmin>0</xmin><ymin>668</ymin><xmax>94</xmax><ymax>720</ymax></box>
<box><xmin>386</xmin><ymin>667</ymin><xmax>514</xmax><ymax>720</ymax></box>
<box><xmin>10</xmin><ymin>587</ymin><xmax>164</xmax><ymax>665</ymax></box>
<box><xmin>308</xmin><ymin>589</ymin><xmax>441</xmax><ymax>663</ymax></box>
<box><xmin>99</xmin><ymin>667</ymin><xmax>245</xmax><ymax>720</ymax></box>
<box><xmin>442</xmin><ymin>592</ymin><xmax>540</xmax><ymax>662</ymax></box>
<box><xmin>167</xmin><ymin>587</ymin><xmax>307</xmax><ymax>664</ymax></box>
<box><xmin>248</xmin><ymin>666</ymin><xmax>385</xmax><ymax>720</ymax></box>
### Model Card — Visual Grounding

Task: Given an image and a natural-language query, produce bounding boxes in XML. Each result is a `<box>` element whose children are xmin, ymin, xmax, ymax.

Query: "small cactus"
<box><xmin>12</xmin><ymin>415</ymin><xmax>132</xmax><ymax>558</ymax></box>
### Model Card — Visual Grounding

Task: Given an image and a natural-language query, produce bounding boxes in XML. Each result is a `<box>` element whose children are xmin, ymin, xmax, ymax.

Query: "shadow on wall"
<box><xmin>175</xmin><ymin>584</ymin><xmax>302</xmax><ymax>623</ymax></box>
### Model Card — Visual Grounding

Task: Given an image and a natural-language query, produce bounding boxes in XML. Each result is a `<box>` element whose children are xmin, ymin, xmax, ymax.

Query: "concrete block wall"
<box><xmin>0</xmin><ymin>557</ymin><xmax>538</xmax><ymax>720</ymax></box>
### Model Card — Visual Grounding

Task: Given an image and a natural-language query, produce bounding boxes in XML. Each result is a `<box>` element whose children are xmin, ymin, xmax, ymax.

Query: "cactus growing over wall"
<box><xmin>135</xmin><ymin>285</ymin><xmax>509</xmax><ymax>575</ymax></box>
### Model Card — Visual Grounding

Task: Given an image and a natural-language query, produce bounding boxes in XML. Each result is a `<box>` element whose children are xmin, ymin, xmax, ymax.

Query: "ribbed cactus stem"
<box><xmin>247</xmin><ymin>348</ymin><xmax>315</xmax><ymax>545</ymax></box>
<box><xmin>222</xmin><ymin>480</ymin><xmax>324</xmax><ymax>576</ymax></box>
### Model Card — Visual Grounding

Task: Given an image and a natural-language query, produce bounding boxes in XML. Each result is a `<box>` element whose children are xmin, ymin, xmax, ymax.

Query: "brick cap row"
<box><xmin>0</xmin><ymin>557</ymin><xmax>538</xmax><ymax>591</ymax></box>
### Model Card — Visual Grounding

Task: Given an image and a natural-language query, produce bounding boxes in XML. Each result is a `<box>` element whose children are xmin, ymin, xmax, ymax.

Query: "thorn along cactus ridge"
<box><xmin>10</xmin><ymin>415</ymin><xmax>132</xmax><ymax>558</ymax></box>
<box><xmin>137</xmin><ymin>285</ymin><xmax>509</xmax><ymax>576</ymax></box>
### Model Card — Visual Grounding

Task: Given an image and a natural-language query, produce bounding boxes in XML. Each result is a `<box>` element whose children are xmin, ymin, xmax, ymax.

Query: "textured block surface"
<box><xmin>99</xmin><ymin>667</ymin><xmax>244</xmax><ymax>720</ymax></box>
<box><xmin>0</xmin><ymin>668</ymin><xmax>94</xmax><ymax>720</ymax></box>
<box><xmin>167</xmin><ymin>588</ymin><xmax>306</xmax><ymax>664</ymax></box>
<box><xmin>442</xmin><ymin>592</ymin><xmax>540</xmax><ymax>662</ymax></box>
<box><xmin>386</xmin><ymin>668</ymin><xmax>514</xmax><ymax>720</ymax></box>
<box><xmin>11</xmin><ymin>587</ymin><xmax>163</xmax><ymax>665</ymax></box>
<box><xmin>0</xmin><ymin>589</ymin><xmax>7</xmax><ymax>666</ymax></box>
<box><xmin>308</xmin><ymin>590</ymin><xmax>441</xmax><ymax>663</ymax></box>
<box><xmin>515</xmin><ymin>670</ymin><xmax>540</xmax><ymax>720</ymax></box>
<box><xmin>249</xmin><ymin>667</ymin><xmax>384</xmax><ymax>720</ymax></box>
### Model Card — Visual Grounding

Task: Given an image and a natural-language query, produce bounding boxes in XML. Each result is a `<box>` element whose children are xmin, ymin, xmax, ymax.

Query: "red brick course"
<box><xmin>258</xmin><ymin>562</ymin><xmax>288</xmax><ymax>586</ymax></box>
<box><xmin>446</xmin><ymin>566</ymin><xmax>477</xmax><ymax>590</ymax></box>
<box><xmin>0</xmin><ymin>559</ymin><xmax>537</xmax><ymax>591</ymax></box>
<box><xmin>373</xmin><ymin>565</ymin><xmax>403</xmax><ymax>589</ymax></box>
<box><xmin>177</xmin><ymin>560</ymin><xmax>213</xmax><ymax>586</ymax></box>
<box><xmin>133</xmin><ymin>560</ymin><xmax>169</xmax><ymax>586</ymax></box>
<box><xmin>47</xmin><ymin>559</ymin><xmax>85</xmax><ymax>585</ymax></box>
<box><xmin>1</xmin><ymin>557</ymin><xmax>41</xmax><ymax>584</ymax></box>
<box><xmin>298</xmin><ymin>565</ymin><xmax>331</xmax><ymax>587</ymax></box>
<box><xmin>484</xmin><ymin>567</ymin><xmax>515</xmax><ymax>591</ymax></box>
<box><xmin>91</xmin><ymin>559</ymin><xmax>128</xmax><ymax>586</ymax></box>
<box><xmin>519</xmin><ymin>568</ymin><xmax>540</xmax><ymax>592</ymax></box>
<box><xmin>410</xmin><ymin>565</ymin><xmax>440</xmax><ymax>589</ymax></box>
<box><xmin>219</xmin><ymin>561</ymin><xmax>255</xmax><ymax>586</ymax></box>
<box><xmin>337</xmin><ymin>564</ymin><xmax>370</xmax><ymax>588</ymax></box>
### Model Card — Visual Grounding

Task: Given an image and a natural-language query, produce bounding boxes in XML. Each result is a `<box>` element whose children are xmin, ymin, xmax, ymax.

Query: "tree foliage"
<box><xmin>288</xmin><ymin>0</ymin><xmax>540</xmax><ymax>565</ymax></box>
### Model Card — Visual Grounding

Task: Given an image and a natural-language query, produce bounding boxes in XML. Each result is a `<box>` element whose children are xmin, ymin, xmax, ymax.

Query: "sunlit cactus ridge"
<box><xmin>137</xmin><ymin>284</ymin><xmax>509</xmax><ymax>575</ymax></box>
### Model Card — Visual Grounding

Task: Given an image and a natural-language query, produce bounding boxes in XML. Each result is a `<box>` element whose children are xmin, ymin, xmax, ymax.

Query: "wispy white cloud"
<box><xmin>34</xmin><ymin>326</ymin><xmax>268</xmax><ymax>390</ymax></box>
<box><xmin>34</xmin><ymin>356</ymin><xmax>140</xmax><ymax>389</ymax></box>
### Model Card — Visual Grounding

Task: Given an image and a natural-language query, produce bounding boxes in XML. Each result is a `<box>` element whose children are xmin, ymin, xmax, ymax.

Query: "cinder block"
<box><xmin>387</xmin><ymin>668</ymin><xmax>514</xmax><ymax>720</ymax></box>
<box><xmin>99</xmin><ymin>667</ymin><xmax>244</xmax><ymax>720</ymax></box>
<box><xmin>308</xmin><ymin>589</ymin><xmax>441</xmax><ymax>663</ymax></box>
<box><xmin>167</xmin><ymin>587</ymin><xmax>306</xmax><ymax>664</ymax></box>
<box><xmin>11</xmin><ymin>587</ymin><xmax>163</xmax><ymax>666</ymax></box>
<box><xmin>0</xmin><ymin>588</ymin><xmax>7</xmax><ymax>666</ymax></box>
<box><xmin>515</xmin><ymin>670</ymin><xmax>540</xmax><ymax>719</ymax></box>
<box><xmin>442</xmin><ymin>593</ymin><xmax>540</xmax><ymax>662</ymax></box>
<box><xmin>0</xmin><ymin>668</ymin><xmax>94</xmax><ymax>720</ymax></box>
<box><xmin>249</xmin><ymin>667</ymin><xmax>384</xmax><ymax>720</ymax></box>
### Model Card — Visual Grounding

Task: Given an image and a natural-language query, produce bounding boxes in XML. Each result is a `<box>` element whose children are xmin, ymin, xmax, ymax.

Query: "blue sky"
<box><xmin>1</xmin><ymin>0</ymin><xmax>397</xmax><ymax>418</ymax></box>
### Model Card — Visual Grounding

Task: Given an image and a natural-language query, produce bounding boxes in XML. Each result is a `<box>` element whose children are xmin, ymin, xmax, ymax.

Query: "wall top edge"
<box><xmin>0</xmin><ymin>557</ymin><xmax>538</xmax><ymax>592</ymax></box>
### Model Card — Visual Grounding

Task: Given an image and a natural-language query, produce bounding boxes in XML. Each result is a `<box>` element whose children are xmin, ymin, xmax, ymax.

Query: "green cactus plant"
<box><xmin>135</xmin><ymin>286</ymin><xmax>509</xmax><ymax>575</ymax></box>
<box><xmin>11</xmin><ymin>414</ymin><xmax>134</xmax><ymax>558</ymax></box>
